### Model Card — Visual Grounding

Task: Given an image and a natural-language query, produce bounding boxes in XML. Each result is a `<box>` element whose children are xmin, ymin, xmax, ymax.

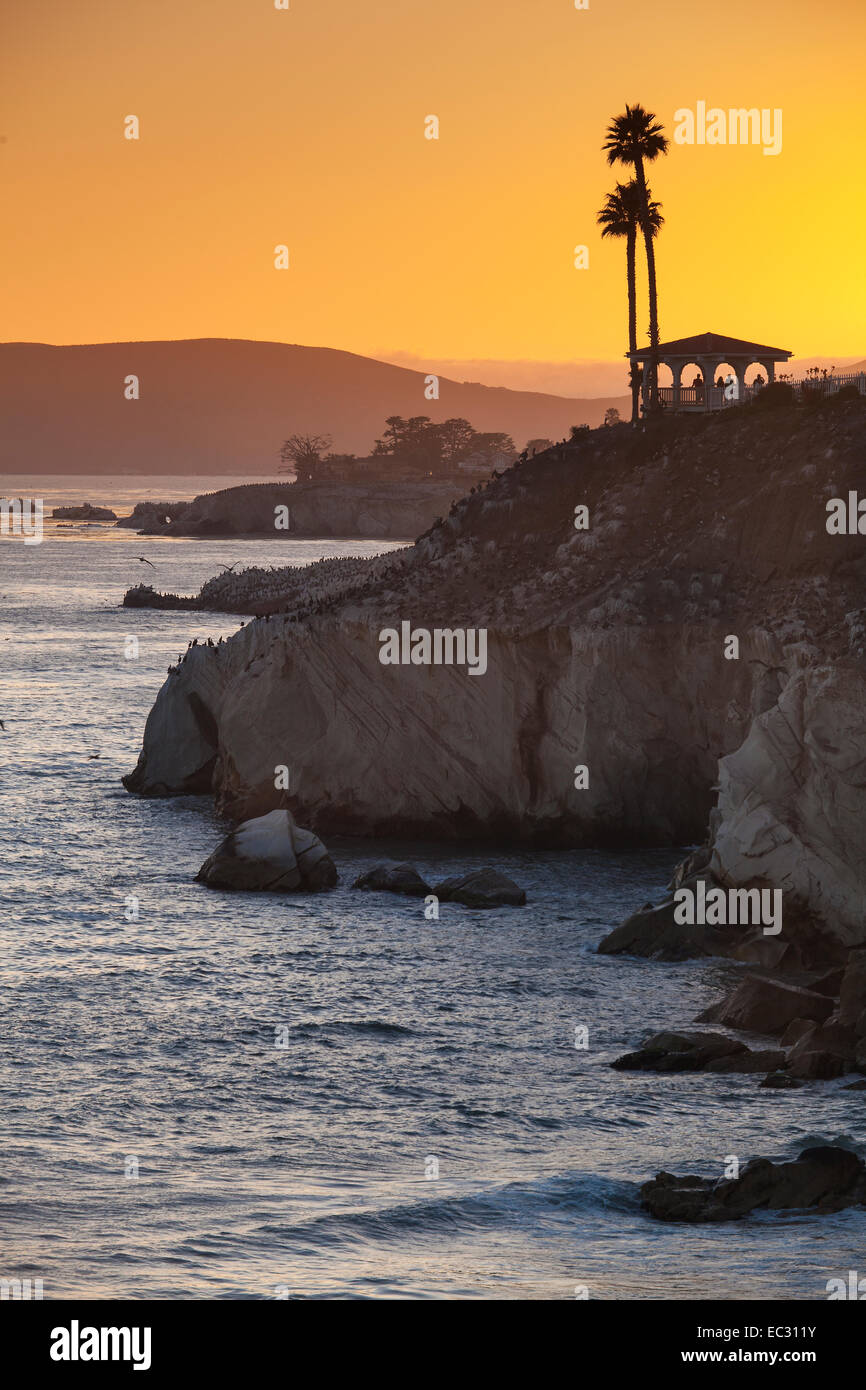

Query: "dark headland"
<box><xmin>124</xmin><ymin>395</ymin><xmax>866</xmax><ymax>1102</ymax></box>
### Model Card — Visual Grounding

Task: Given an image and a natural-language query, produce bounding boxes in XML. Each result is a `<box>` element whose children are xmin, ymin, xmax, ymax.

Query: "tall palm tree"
<box><xmin>597</xmin><ymin>181</ymin><xmax>663</xmax><ymax>424</ymax></box>
<box><xmin>603</xmin><ymin>105</ymin><xmax>669</xmax><ymax>409</ymax></box>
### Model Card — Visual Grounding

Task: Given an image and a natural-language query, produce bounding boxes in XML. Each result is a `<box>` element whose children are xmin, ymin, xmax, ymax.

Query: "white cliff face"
<box><xmin>123</xmin><ymin>401</ymin><xmax>866</xmax><ymax>943</ymax></box>
<box><xmin>126</xmin><ymin>612</ymin><xmax>789</xmax><ymax>846</ymax></box>
<box><xmin>126</xmin><ymin>644</ymin><xmax>227</xmax><ymax>795</ymax></box>
<box><xmin>710</xmin><ymin>663</ymin><xmax>866</xmax><ymax>946</ymax></box>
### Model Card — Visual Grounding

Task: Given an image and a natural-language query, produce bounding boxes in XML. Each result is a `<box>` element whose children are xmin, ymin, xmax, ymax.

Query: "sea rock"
<box><xmin>641</xmin><ymin>1146</ymin><xmax>866</xmax><ymax>1222</ymax></box>
<box><xmin>779</xmin><ymin>1018</ymin><xmax>815</xmax><ymax>1047</ymax></box>
<box><xmin>433</xmin><ymin>869</ymin><xmax>526</xmax><ymax>908</ymax></box>
<box><xmin>728</xmin><ymin>932</ymin><xmax>791</xmax><ymax>970</ymax></box>
<box><xmin>697</xmin><ymin>974</ymin><xmax>834</xmax><ymax>1035</ymax></box>
<box><xmin>352</xmin><ymin>863</ymin><xmax>432</xmax><ymax>897</ymax></box>
<box><xmin>611</xmin><ymin>1030</ymin><xmax>748</xmax><ymax>1072</ymax></box>
<box><xmin>810</xmin><ymin>966</ymin><xmax>847</xmax><ymax>997</ymax></box>
<box><xmin>760</xmin><ymin>1072</ymin><xmax>804</xmax><ymax>1089</ymax></box>
<box><xmin>597</xmin><ymin>882</ymin><xmax>729</xmax><ymax>961</ymax></box>
<box><xmin>837</xmin><ymin>949</ymin><xmax>866</xmax><ymax>1032</ymax></box>
<box><xmin>116</xmin><ymin>501</ymin><xmax>188</xmax><ymax>532</ymax></box>
<box><xmin>195</xmin><ymin>808</ymin><xmax>337</xmax><ymax>892</ymax></box>
<box><xmin>51</xmin><ymin>502</ymin><xmax>116</xmax><ymax>521</ymax></box>
<box><xmin>705</xmin><ymin>1048</ymin><xmax>786</xmax><ymax>1073</ymax></box>
<box><xmin>787</xmin><ymin>1049</ymin><xmax>846</xmax><ymax>1081</ymax></box>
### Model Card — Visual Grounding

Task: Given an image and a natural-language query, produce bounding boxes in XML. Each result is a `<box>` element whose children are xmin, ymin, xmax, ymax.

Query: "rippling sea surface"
<box><xmin>1</xmin><ymin>481</ymin><xmax>864</xmax><ymax>1299</ymax></box>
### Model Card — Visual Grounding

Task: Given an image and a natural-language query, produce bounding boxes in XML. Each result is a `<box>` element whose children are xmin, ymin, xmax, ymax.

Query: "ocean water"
<box><xmin>1</xmin><ymin>491</ymin><xmax>864</xmax><ymax>1300</ymax></box>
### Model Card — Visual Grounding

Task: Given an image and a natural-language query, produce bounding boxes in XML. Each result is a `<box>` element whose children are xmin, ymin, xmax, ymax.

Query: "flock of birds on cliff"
<box><xmin>156</xmin><ymin>436</ymin><xmax>596</xmax><ymax>679</ymax></box>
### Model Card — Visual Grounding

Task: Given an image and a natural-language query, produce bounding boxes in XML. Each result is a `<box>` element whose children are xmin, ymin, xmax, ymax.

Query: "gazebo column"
<box><xmin>764</xmin><ymin>361</ymin><xmax>776</xmax><ymax>384</ymax></box>
<box><xmin>730</xmin><ymin>358</ymin><xmax>749</xmax><ymax>402</ymax></box>
<box><xmin>697</xmin><ymin>358</ymin><xmax>713</xmax><ymax>410</ymax></box>
<box><xmin>670</xmin><ymin>359</ymin><xmax>681</xmax><ymax>409</ymax></box>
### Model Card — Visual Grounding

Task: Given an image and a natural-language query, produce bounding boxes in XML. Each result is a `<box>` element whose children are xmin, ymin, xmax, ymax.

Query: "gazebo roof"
<box><xmin>628</xmin><ymin>332</ymin><xmax>792</xmax><ymax>361</ymax></box>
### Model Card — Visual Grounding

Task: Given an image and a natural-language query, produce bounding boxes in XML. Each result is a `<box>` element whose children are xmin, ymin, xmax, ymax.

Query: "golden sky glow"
<box><xmin>2</xmin><ymin>0</ymin><xmax>864</xmax><ymax>362</ymax></box>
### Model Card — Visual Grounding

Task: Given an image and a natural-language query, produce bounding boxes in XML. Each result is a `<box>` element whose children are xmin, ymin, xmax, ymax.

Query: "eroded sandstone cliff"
<box><xmin>123</xmin><ymin>399</ymin><xmax>866</xmax><ymax>939</ymax></box>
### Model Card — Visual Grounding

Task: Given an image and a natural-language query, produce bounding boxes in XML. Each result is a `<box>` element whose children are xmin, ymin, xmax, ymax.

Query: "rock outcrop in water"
<box><xmin>352</xmin><ymin>863</ymin><xmax>433</xmax><ymax>896</ymax></box>
<box><xmin>119</xmin><ymin>480</ymin><xmax>458</xmax><ymax>540</ymax></box>
<box><xmin>124</xmin><ymin>399</ymin><xmax>866</xmax><ymax>954</ymax></box>
<box><xmin>196</xmin><ymin>808</ymin><xmax>337</xmax><ymax>892</ymax></box>
<box><xmin>434</xmin><ymin>869</ymin><xmax>526</xmax><ymax>908</ymax></box>
<box><xmin>641</xmin><ymin>1146</ymin><xmax>866</xmax><ymax>1222</ymax></box>
<box><xmin>117</xmin><ymin>501</ymin><xmax>188</xmax><ymax>530</ymax></box>
<box><xmin>52</xmin><ymin>502</ymin><xmax>117</xmax><ymax>521</ymax></box>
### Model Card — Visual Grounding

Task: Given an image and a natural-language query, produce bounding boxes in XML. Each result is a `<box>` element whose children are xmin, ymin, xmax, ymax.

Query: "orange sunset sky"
<box><xmin>2</xmin><ymin>0</ymin><xmax>864</xmax><ymax>369</ymax></box>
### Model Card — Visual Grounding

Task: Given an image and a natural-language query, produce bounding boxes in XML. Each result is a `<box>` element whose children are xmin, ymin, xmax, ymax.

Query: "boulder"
<box><xmin>597</xmin><ymin>892</ymin><xmax>728</xmax><ymax>962</ymax></box>
<box><xmin>779</xmin><ymin>1018</ymin><xmax>816</xmax><ymax>1047</ymax></box>
<box><xmin>697</xmin><ymin>974</ymin><xmax>834</xmax><ymax>1036</ymax></box>
<box><xmin>641</xmin><ymin>1146</ymin><xmax>866</xmax><ymax>1222</ymax></box>
<box><xmin>196</xmin><ymin>808</ymin><xmax>337</xmax><ymax>892</ymax></box>
<box><xmin>705</xmin><ymin>1048</ymin><xmax>786</xmax><ymax>1074</ymax></box>
<box><xmin>787</xmin><ymin>1020</ymin><xmax>857</xmax><ymax>1065</ymax></box>
<box><xmin>760</xmin><ymin>1072</ymin><xmax>804</xmax><ymax>1089</ymax></box>
<box><xmin>729</xmin><ymin>932</ymin><xmax>790</xmax><ymax>970</ymax></box>
<box><xmin>837</xmin><ymin>949</ymin><xmax>866</xmax><ymax>1032</ymax></box>
<box><xmin>810</xmin><ymin>966</ymin><xmax>846</xmax><ymax>998</ymax></box>
<box><xmin>612</xmin><ymin>1030</ymin><xmax>748</xmax><ymax>1073</ymax></box>
<box><xmin>433</xmin><ymin>869</ymin><xmax>525</xmax><ymax>908</ymax></box>
<box><xmin>352</xmin><ymin>863</ymin><xmax>432</xmax><ymax>897</ymax></box>
<box><xmin>787</xmin><ymin>1049</ymin><xmax>846</xmax><ymax>1081</ymax></box>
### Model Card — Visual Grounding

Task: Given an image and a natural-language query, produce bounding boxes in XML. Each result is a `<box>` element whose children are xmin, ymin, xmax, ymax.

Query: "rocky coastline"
<box><xmin>123</xmin><ymin>398</ymin><xmax>866</xmax><ymax>1197</ymax></box>
<box><xmin>117</xmin><ymin>479</ymin><xmax>458</xmax><ymax>540</ymax></box>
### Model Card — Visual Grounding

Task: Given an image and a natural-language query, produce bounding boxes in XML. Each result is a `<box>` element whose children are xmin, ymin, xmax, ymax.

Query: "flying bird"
<box><xmin>219</xmin><ymin>562</ymin><xmax>240</xmax><ymax>573</ymax></box>
<box><xmin>137</xmin><ymin>557</ymin><xmax>155</xmax><ymax>569</ymax></box>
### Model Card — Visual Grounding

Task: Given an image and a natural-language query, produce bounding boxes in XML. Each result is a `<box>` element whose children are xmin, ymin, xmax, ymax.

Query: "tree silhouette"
<box><xmin>603</xmin><ymin>105</ymin><xmax>669</xmax><ymax>410</ymax></box>
<box><xmin>279</xmin><ymin>433</ymin><xmax>333</xmax><ymax>482</ymax></box>
<box><xmin>597</xmin><ymin>179</ymin><xmax>663</xmax><ymax>424</ymax></box>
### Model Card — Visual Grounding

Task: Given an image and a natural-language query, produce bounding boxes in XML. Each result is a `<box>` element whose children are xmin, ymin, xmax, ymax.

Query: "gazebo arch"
<box><xmin>628</xmin><ymin>332</ymin><xmax>792</xmax><ymax>412</ymax></box>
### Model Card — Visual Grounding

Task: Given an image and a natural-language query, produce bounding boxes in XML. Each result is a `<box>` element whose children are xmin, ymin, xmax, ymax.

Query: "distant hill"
<box><xmin>0</xmin><ymin>339</ymin><xmax>630</xmax><ymax>476</ymax></box>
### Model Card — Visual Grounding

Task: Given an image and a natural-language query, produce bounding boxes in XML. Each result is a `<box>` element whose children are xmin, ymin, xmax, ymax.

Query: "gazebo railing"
<box><xmin>787</xmin><ymin>372</ymin><xmax>866</xmax><ymax>400</ymax></box>
<box><xmin>655</xmin><ymin>373</ymin><xmax>866</xmax><ymax>410</ymax></box>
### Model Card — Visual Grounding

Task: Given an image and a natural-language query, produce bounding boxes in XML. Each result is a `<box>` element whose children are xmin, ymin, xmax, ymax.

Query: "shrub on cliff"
<box><xmin>751</xmin><ymin>382</ymin><xmax>795</xmax><ymax>410</ymax></box>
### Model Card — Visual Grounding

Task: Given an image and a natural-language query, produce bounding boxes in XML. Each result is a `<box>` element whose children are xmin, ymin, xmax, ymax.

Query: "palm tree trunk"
<box><xmin>633</xmin><ymin>156</ymin><xmax>660</xmax><ymax>408</ymax></box>
<box><xmin>626</xmin><ymin>228</ymin><xmax>639</xmax><ymax>425</ymax></box>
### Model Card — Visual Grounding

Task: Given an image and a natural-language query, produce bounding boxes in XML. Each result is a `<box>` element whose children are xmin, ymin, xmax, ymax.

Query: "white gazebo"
<box><xmin>628</xmin><ymin>331</ymin><xmax>793</xmax><ymax>411</ymax></box>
